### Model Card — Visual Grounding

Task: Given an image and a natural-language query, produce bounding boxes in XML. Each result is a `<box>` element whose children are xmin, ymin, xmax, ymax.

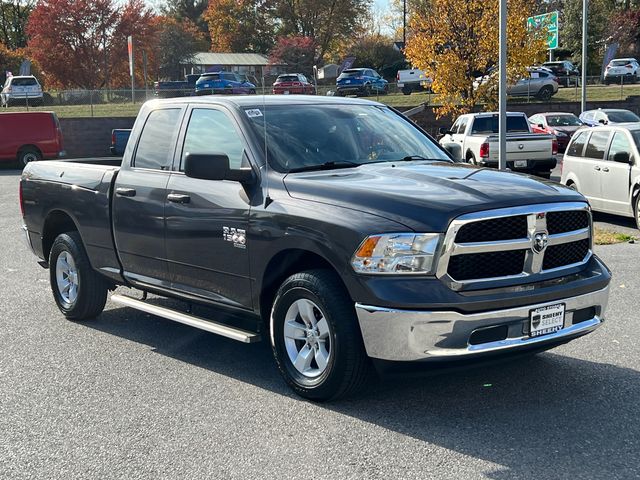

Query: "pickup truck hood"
<box><xmin>283</xmin><ymin>162</ymin><xmax>584</xmax><ymax>232</ymax></box>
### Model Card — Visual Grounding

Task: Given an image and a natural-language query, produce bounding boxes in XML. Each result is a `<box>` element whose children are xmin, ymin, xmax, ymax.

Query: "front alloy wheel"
<box><xmin>271</xmin><ymin>269</ymin><xmax>371</xmax><ymax>401</ymax></box>
<box><xmin>283</xmin><ymin>298</ymin><xmax>332</xmax><ymax>378</ymax></box>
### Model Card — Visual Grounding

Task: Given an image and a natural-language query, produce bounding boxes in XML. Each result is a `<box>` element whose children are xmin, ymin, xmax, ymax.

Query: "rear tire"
<box><xmin>18</xmin><ymin>147</ymin><xmax>41</xmax><ymax>168</ymax></box>
<box><xmin>537</xmin><ymin>86</ymin><xmax>553</xmax><ymax>101</ymax></box>
<box><xmin>270</xmin><ymin>269</ymin><xmax>372</xmax><ymax>401</ymax></box>
<box><xmin>49</xmin><ymin>232</ymin><xmax>108</xmax><ymax>321</ymax></box>
<box><xmin>467</xmin><ymin>153</ymin><xmax>477</xmax><ymax>165</ymax></box>
<box><xmin>634</xmin><ymin>194</ymin><xmax>640</xmax><ymax>231</ymax></box>
<box><xmin>402</xmin><ymin>86</ymin><xmax>412</xmax><ymax>95</ymax></box>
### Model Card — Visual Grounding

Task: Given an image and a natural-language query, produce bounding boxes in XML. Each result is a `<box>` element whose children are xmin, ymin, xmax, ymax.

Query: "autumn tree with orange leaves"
<box><xmin>405</xmin><ymin>0</ymin><xmax>548</xmax><ymax>117</ymax></box>
<box><xmin>27</xmin><ymin>0</ymin><xmax>155</xmax><ymax>89</ymax></box>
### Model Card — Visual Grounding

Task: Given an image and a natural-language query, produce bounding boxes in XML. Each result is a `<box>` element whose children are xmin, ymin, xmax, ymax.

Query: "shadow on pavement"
<box><xmin>593</xmin><ymin>211</ymin><xmax>637</xmax><ymax>231</ymax></box>
<box><xmin>86</xmin><ymin>301</ymin><xmax>639</xmax><ymax>479</ymax></box>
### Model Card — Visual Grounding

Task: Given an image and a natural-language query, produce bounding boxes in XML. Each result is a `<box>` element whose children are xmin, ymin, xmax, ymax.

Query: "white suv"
<box><xmin>1</xmin><ymin>75</ymin><xmax>44</xmax><ymax>107</ymax></box>
<box><xmin>561</xmin><ymin>124</ymin><xmax>640</xmax><ymax>229</ymax></box>
<box><xmin>604</xmin><ymin>58</ymin><xmax>640</xmax><ymax>85</ymax></box>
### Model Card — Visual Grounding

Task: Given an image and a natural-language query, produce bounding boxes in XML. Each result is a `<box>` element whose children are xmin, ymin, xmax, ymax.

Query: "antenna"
<box><xmin>262</xmin><ymin>75</ymin><xmax>272</xmax><ymax>207</ymax></box>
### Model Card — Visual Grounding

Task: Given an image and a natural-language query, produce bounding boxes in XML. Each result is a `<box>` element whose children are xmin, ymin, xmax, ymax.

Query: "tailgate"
<box><xmin>488</xmin><ymin>134</ymin><xmax>553</xmax><ymax>161</ymax></box>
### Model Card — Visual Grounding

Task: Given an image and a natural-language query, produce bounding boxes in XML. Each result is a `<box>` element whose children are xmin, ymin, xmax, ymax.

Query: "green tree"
<box><xmin>162</xmin><ymin>0</ymin><xmax>209</xmax><ymax>38</ymax></box>
<box><xmin>346</xmin><ymin>33</ymin><xmax>406</xmax><ymax>79</ymax></box>
<box><xmin>562</xmin><ymin>0</ymin><xmax>617</xmax><ymax>75</ymax></box>
<box><xmin>0</xmin><ymin>0</ymin><xmax>34</xmax><ymax>49</ymax></box>
<box><xmin>154</xmin><ymin>16</ymin><xmax>207</xmax><ymax>80</ymax></box>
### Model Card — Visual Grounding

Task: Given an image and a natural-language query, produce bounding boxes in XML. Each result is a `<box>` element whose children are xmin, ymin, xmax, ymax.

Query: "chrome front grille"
<box><xmin>436</xmin><ymin>203</ymin><xmax>592</xmax><ymax>289</ymax></box>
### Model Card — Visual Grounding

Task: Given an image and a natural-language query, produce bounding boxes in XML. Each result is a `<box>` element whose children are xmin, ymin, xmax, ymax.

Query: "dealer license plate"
<box><xmin>530</xmin><ymin>303</ymin><xmax>565</xmax><ymax>337</ymax></box>
<box><xmin>345</xmin><ymin>80</ymin><xmax>351</xmax><ymax>84</ymax></box>
<box><xmin>514</xmin><ymin>160</ymin><xmax>528</xmax><ymax>168</ymax></box>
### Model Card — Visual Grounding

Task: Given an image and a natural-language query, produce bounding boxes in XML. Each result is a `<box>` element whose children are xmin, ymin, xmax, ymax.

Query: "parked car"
<box><xmin>579</xmin><ymin>108</ymin><xmax>640</xmax><ymax>127</ymax></box>
<box><xmin>604</xmin><ymin>58</ymin><xmax>640</xmax><ymax>84</ymax></box>
<box><xmin>473</xmin><ymin>68</ymin><xmax>559</xmax><ymax>100</ymax></box>
<box><xmin>396</xmin><ymin>68</ymin><xmax>432</xmax><ymax>95</ymax></box>
<box><xmin>154</xmin><ymin>74</ymin><xmax>200</xmax><ymax>98</ymax></box>
<box><xmin>0</xmin><ymin>112</ymin><xmax>65</xmax><ymax>167</ymax></box>
<box><xmin>272</xmin><ymin>73</ymin><xmax>315</xmax><ymax>95</ymax></box>
<box><xmin>20</xmin><ymin>96</ymin><xmax>611</xmax><ymax>401</ymax></box>
<box><xmin>561</xmin><ymin>124</ymin><xmax>640</xmax><ymax>229</ymax></box>
<box><xmin>529</xmin><ymin>112</ymin><xmax>584</xmax><ymax>152</ymax></box>
<box><xmin>110</xmin><ymin>129</ymin><xmax>131</xmax><ymax>156</ymax></box>
<box><xmin>336</xmin><ymin>68</ymin><xmax>388</xmax><ymax>96</ymax></box>
<box><xmin>439</xmin><ymin>111</ymin><xmax>557</xmax><ymax>177</ymax></box>
<box><xmin>195</xmin><ymin>72</ymin><xmax>256</xmax><ymax>95</ymax></box>
<box><xmin>541</xmin><ymin>61</ymin><xmax>580</xmax><ymax>87</ymax></box>
<box><xmin>509</xmin><ymin>68</ymin><xmax>559</xmax><ymax>100</ymax></box>
<box><xmin>1</xmin><ymin>75</ymin><xmax>44</xmax><ymax>106</ymax></box>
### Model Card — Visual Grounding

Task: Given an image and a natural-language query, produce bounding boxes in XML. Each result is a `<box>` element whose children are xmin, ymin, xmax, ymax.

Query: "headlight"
<box><xmin>553</xmin><ymin>130</ymin><xmax>568</xmax><ymax>137</ymax></box>
<box><xmin>351</xmin><ymin>233</ymin><xmax>441</xmax><ymax>275</ymax></box>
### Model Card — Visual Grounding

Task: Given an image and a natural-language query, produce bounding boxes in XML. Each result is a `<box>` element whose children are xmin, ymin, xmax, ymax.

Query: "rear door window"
<box><xmin>567</xmin><ymin>130</ymin><xmax>588</xmax><ymax>157</ymax></box>
<box><xmin>457</xmin><ymin>117</ymin><xmax>468</xmax><ymax>134</ymax></box>
<box><xmin>134</xmin><ymin>108</ymin><xmax>183</xmax><ymax>170</ymax></box>
<box><xmin>584</xmin><ymin>130</ymin><xmax>611</xmax><ymax>159</ymax></box>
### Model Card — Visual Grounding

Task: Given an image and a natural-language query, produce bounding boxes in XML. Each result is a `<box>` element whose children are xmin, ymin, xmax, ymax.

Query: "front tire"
<box><xmin>49</xmin><ymin>232</ymin><xmax>108</xmax><ymax>321</ymax></box>
<box><xmin>270</xmin><ymin>269</ymin><xmax>371</xmax><ymax>401</ymax></box>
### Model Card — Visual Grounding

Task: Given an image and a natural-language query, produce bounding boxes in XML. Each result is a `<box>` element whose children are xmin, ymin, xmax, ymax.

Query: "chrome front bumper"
<box><xmin>355</xmin><ymin>286</ymin><xmax>609</xmax><ymax>361</ymax></box>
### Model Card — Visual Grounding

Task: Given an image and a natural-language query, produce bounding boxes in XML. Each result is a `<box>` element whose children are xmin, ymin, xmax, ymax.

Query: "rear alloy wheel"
<box><xmin>49</xmin><ymin>232</ymin><xmax>108</xmax><ymax>321</ymax></box>
<box><xmin>18</xmin><ymin>148</ymin><xmax>41</xmax><ymax>168</ymax></box>
<box><xmin>467</xmin><ymin>154</ymin><xmax>477</xmax><ymax>165</ymax></box>
<box><xmin>270</xmin><ymin>269</ymin><xmax>371</xmax><ymax>401</ymax></box>
<box><xmin>635</xmin><ymin>194</ymin><xmax>640</xmax><ymax>231</ymax></box>
<box><xmin>537</xmin><ymin>86</ymin><xmax>553</xmax><ymax>101</ymax></box>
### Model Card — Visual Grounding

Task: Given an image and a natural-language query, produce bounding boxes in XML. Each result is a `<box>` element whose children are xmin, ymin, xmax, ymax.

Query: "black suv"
<box><xmin>542</xmin><ymin>61</ymin><xmax>580</xmax><ymax>87</ymax></box>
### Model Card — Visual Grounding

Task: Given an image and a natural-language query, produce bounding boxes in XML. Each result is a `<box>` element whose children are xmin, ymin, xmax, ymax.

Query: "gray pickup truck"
<box><xmin>20</xmin><ymin>96</ymin><xmax>611</xmax><ymax>400</ymax></box>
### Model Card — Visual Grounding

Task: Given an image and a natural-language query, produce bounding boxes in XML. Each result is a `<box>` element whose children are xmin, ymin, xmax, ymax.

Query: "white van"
<box><xmin>561</xmin><ymin>124</ymin><xmax>640</xmax><ymax>229</ymax></box>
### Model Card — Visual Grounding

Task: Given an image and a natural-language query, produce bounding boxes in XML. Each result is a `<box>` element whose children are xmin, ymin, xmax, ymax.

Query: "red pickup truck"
<box><xmin>0</xmin><ymin>112</ymin><xmax>65</xmax><ymax>167</ymax></box>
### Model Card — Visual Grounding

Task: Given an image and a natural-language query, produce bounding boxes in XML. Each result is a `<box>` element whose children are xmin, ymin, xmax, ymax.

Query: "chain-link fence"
<box><xmin>2</xmin><ymin>75</ymin><xmax>639</xmax><ymax>117</ymax></box>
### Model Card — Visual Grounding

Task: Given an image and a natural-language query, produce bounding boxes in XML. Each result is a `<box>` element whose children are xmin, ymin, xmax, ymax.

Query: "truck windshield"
<box><xmin>471</xmin><ymin>116</ymin><xmax>530</xmax><ymax>134</ymax></box>
<box><xmin>607</xmin><ymin>111</ymin><xmax>640</xmax><ymax>123</ymax></box>
<box><xmin>244</xmin><ymin>104</ymin><xmax>451</xmax><ymax>172</ymax></box>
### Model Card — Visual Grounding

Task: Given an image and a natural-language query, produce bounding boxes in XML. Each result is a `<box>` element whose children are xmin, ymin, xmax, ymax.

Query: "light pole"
<box><xmin>498</xmin><ymin>0</ymin><xmax>507</xmax><ymax>170</ymax></box>
<box><xmin>403</xmin><ymin>0</ymin><xmax>407</xmax><ymax>46</ymax></box>
<box><xmin>581</xmin><ymin>0</ymin><xmax>588</xmax><ymax>113</ymax></box>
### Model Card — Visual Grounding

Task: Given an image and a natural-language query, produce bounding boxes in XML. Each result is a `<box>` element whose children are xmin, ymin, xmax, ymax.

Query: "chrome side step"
<box><xmin>110</xmin><ymin>294</ymin><xmax>261</xmax><ymax>344</ymax></box>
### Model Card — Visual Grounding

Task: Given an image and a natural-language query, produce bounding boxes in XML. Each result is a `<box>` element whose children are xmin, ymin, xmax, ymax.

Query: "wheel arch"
<box><xmin>18</xmin><ymin>144</ymin><xmax>42</xmax><ymax>158</ymax></box>
<box><xmin>42</xmin><ymin>209</ymin><xmax>81</xmax><ymax>263</ymax></box>
<box><xmin>259</xmin><ymin>248</ymin><xmax>348</xmax><ymax>324</ymax></box>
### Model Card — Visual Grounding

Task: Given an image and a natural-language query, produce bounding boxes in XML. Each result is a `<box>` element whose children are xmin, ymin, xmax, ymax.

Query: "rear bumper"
<box><xmin>480</xmin><ymin>157</ymin><xmax>557</xmax><ymax>172</ymax></box>
<box><xmin>356</xmin><ymin>285</ymin><xmax>609</xmax><ymax>362</ymax></box>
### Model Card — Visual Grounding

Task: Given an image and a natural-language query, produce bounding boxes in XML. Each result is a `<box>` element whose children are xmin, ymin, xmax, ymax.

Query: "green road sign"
<box><xmin>527</xmin><ymin>11</ymin><xmax>559</xmax><ymax>50</ymax></box>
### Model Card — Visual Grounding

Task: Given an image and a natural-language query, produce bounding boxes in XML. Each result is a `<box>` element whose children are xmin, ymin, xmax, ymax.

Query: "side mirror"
<box><xmin>598</xmin><ymin>119</ymin><xmax>607</xmax><ymax>125</ymax></box>
<box><xmin>537</xmin><ymin>123</ymin><xmax>544</xmax><ymax>129</ymax></box>
<box><xmin>613</xmin><ymin>151</ymin><xmax>631</xmax><ymax>164</ymax></box>
<box><xmin>184</xmin><ymin>153</ymin><xmax>255</xmax><ymax>183</ymax></box>
<box><xmin>438</xmin><ymin>126</ymin><xmax>452</xmax><ymax>135</ymax></box>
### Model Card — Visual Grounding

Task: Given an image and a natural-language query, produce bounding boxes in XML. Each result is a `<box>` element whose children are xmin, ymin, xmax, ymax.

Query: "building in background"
<box><xmin>184</xmin><ymin>53</ymin><xmax>287</xmax><ymax>80</ymax></box>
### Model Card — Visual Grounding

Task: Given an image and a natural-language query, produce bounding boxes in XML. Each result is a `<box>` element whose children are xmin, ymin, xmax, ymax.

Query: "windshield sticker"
<box><xmin>245</xmin><ymin>109</ymin><xmax>263</xmax><ymax>118</ymax></box>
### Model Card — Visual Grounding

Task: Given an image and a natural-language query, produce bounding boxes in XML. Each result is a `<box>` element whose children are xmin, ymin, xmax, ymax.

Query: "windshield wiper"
<box><xmin>288</xmin><ymin>161</ymin><xmax>361</xmax><ymax>173</ymax></box>
<box><xmin>368</xmin><ymin>155</ymin><xmax>443</xmax><ymax>164</ymax></box>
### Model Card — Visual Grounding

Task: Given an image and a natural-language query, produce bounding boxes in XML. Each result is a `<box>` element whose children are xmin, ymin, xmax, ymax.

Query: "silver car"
<box><xmin>509</xmin><ymin>68</ymin><xmax>559</xmax><ymax>100</ymax></box>
<box><xmin>561</xmin><ymin>124</ymin><xmax>640</xmax><ymax>229</ymax></box>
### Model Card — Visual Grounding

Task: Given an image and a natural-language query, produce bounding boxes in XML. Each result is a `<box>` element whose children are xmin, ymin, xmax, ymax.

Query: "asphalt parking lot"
<box><xmin>1</xmin><ymin>166</ymin><xmax>639</xmax><ymax>479</ymax></box>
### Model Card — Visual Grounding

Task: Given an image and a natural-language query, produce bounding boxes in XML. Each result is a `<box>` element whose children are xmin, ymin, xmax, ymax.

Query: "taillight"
<box><xmin>111</xmin><ymin>131</ymin><xmax>116</xmax><ymax>145</ymax></box>
<box><xmin>479</xmin><ymin>142</ymin><xmax>489</xmax><ymax>158</ymax></box>
<box><xmin>626</xmin><ymin>64</ymin><xmax>633</xmax><ymax>69</ymax></box>
<box><xmin>396</xmin><ymin>72</ymin><xmax>400</xmax><ymax>81</ymax></box>
<box><xmin>19</xmin><ymin>181</ymin><xmax>24</xmax><ymax>217</ymax></box>
<box><xmin>551</xmin><ymin>76</ymin><xmax>559</xmax><ymax>83</ymax></box>
<box><xmin>552</xmin><ymin>138</ymin><xmax>558</xmax><ymax>155</ymax></box>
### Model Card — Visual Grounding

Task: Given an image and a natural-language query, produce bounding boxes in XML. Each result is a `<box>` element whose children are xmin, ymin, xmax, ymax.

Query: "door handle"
<box><xmin>115</xmin><ymin>187</ymin><xmax>136</xmax><ymax>197</ymax></box>
<box><xmin>602</xmin><ymin>167</ymin><xmax>609</xmax><ymax>172</ymax></box>
<box><xmin>167</xmin><ymin>193</ymin><xmax>191</xmax><ymax>204</ymax></box>
<box><xmin>594</xmin><ymin>166</ymin><xmax>601</xmax><ymax>171</ymax></box>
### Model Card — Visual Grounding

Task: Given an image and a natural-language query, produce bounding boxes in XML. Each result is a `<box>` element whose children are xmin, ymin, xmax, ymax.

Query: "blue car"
<box><xmin>195</xmin><ymin>72</ymin><xmax>256</xmax><ymax>95</ymax></box>
<box><xmin>578</xmin><ymin>108</ymin><xmax>640</xmax><ymax>126</ymax></box>
<box><xmin>336</xmin><ymin>68</ymin><xmax>388</xmax><ymax>96</ymax></box>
